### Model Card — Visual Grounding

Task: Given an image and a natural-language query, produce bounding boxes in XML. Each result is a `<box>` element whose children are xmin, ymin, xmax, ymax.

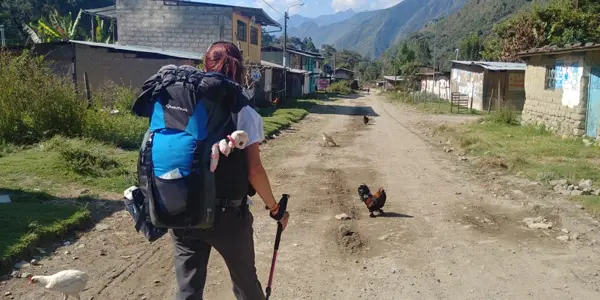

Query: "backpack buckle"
<box><xmin>221</xmin><ymin>198</ymin><xmax>229</xmax><ymax>212</ymax></box>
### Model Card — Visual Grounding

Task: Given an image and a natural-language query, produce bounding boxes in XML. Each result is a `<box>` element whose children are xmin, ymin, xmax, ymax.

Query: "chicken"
<box><xmin>28</xmin><ymin>270</ymin><xmax>89</xmax><ymax>300</ymax></box>
<box><xmin>357</xmin><ymin>184</ymin><xmax>387</xmax><ymax>218</ymax></box>
<box><xmin>322</xmin><ymin>132</ymin><xmax>337</xmax><ymax>147</ymax></box>
<box><xmin>363</xmin><ymin>115</ymin><xmax>369</xmax><ymax>125</ymax></box>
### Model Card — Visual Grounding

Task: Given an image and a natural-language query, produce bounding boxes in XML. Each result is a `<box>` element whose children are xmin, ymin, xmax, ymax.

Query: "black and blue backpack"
<box><xmin>127</xmin><ymin>65</ymin><xmax>254</xmax><ymax>234</ymax></box>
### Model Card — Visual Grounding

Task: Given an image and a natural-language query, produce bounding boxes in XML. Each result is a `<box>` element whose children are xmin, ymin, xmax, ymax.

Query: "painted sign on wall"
<box><xmin>317</xmin><ymin>78</ymin><xmax>330</xmax><ymax>90</ymax></box>
<box><xmin>554</xmin><ymin>58</ymin><xmax>583</xmax><ymax>108</ymax></box>
<box><xmin>508</xmin><ymin>72</ymin><xmax>525</xmax><ymax>91</ymax></box>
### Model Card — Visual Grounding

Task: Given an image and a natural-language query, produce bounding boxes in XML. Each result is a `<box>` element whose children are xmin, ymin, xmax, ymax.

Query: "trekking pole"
<box><xmin>265</xmin><ymin>194</ymin><xmax>289</xmax><ymax>300</ymax></box>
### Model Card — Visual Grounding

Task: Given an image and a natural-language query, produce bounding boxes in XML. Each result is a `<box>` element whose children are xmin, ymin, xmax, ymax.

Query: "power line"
<box><xmin>260</xmin><ymin>0</ymin><xmax>284</xmax><ymax>18</ymax></box>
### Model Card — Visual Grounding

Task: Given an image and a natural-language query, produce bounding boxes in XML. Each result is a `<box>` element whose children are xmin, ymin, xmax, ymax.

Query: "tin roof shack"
<box><xmin>518</xmin><ymin>43</ymin><xmax>600</xmax><ymax>138</ymax></box>
<box><xmin>383</xmin><ymin>76</ymin><xmax>406</xmax><ymax>91</ymax></box>
<box><xmin>450</xmin><ymin>61</ymin><xmax>526</xmax><ymax>111</ymax></box>
<box><xmin>334</xmin><ymin>68</ymin><xmax>354</xmax><ymax>81</ymax></box>
<box><xmin>32</xmin><ymin>41</ymin><xmax>201</xmax><ymax>94</ymax></box>
<box><xmin>260</xmin><ymin>60</ymin><xmax>307</xmax><ymax>101</ymax></box>
<box><xmin>416</xmin><ymin>68</ymin><xmax>450</xmax><ymax>100</ymax></box>
<box><xmin>261</xmin><ymin>45</ymin><xmax>324</xmax><ymax>93</ymax></box>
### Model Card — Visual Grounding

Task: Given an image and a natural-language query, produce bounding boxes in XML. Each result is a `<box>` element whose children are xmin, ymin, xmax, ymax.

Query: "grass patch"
<box><xmin>262</xmin><ymin>98</ymin><xmax>317</xmax><ymax>137</ymax></box>
<box><xmin>0</xmin><ymin>136</ymin><xmax>138</xmax><ymax>194</ymax></box>
<box><xmin>327</xmin><ymin>80</ymin><xmax>355</xmax><ymax>95</ymax></box>
<box><xmin>0</xmin><ymin>188</ymin><xmax>91</xmax><ymax>269</ymax></box>
<box><xmin>571</xmin><ymin>195</ymin><xmax>600</xmax><ymax>217</ymax></box>
<box><xmin>386</xmin><ymin>91</ymin><xmax>480</xmax><ymax>115</ymax></box>
<box><xmin>436</xmin><ymin>121</ymin><xmax>600</xmax><ymax>184</ymax></box>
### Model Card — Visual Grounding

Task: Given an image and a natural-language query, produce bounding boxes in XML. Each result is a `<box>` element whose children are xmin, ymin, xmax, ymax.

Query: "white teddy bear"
<box><xmin>210</xmin><ymin>130</ymin><xmax>250</xmax><ymax>172</ymax></box>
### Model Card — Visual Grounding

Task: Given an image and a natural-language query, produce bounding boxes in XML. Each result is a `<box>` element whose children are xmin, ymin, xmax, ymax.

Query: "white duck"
<box><xmin>28</xmin><ymin>270</ymin><xmax>89</xmax><ymax>300</ymax></box>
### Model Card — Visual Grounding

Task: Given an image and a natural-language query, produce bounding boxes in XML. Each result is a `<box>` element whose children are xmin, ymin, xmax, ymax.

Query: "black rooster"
<box><xmin>357</xmin><ymin>184</ymin><xmax>387</xmax><ymax>218</ymax></box>
<box><xmin>363</xmin><ymin>115</ymin><xmax>369</xmax><ymax>125</ymax></box>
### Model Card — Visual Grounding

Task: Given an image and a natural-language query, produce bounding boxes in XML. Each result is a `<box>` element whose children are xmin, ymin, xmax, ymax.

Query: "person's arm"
<box><xmin>245</xmin><ymin>143</ymin><xmax>277</xmax><ymax>210</ymax></box>
<box><xmin>245</xmin><ymin>143</ymin><xmax>290</xmax><ymax>230</ymax></box>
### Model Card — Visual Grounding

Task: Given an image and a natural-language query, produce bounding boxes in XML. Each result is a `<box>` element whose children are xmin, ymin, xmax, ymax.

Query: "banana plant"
<box><xmin>23</xmin><ymin>8</ymin><xmax>83</xmax><ymax>43</ymax></box>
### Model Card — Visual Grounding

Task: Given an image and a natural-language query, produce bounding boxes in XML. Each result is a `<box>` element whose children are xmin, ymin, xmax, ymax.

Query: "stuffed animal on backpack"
<box><xmin>210</xmin><ymin>130</ymin><xmax>249</xmax><ymax>172</ymax></box>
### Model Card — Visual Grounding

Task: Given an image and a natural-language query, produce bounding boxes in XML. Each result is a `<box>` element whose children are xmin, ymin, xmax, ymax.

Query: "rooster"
<box><xmin>322</xmin><ymin>132</ymin><xmax>337</xmax><ymax>147</ymax></box>
<box><xmin>28</xmin><ymin>270</ymin><xmax>89</xmax><ymax>300</ymax></box>
<box><xmin>363</xmin><ymin>115</ymin><xmax>369</xmax><ymax>125</ymax></box>
<box><xmin>357</xmin><ymin>184</ymin><xmax>387</xmax><ymax>218</ymax></box>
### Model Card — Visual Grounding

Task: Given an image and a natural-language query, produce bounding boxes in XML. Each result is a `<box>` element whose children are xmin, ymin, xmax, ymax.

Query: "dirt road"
<box><xmin>3</xmin><ymin>93</ymin><xmax>600</xmax><ymax>300</ymax></box>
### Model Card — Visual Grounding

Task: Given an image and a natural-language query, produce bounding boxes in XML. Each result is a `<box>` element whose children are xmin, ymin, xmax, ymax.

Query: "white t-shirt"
<box><xmin>232</xmin><ymin>106</ymin><xmax>265</xmax><ymax>148</ymax></box>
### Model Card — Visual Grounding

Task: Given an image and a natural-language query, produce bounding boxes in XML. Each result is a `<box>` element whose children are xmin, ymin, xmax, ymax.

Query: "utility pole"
<box><xmin>0</xmin><ymin>25</ymin><xmax>5</xmax><ymax>47</ymax></box>
<box><xmin>283</xmin><ymin>11</ymin><xmax>288</xmax><ymax>101</ymax></box>
<box><xmin>433</xmin><ymin>20</ymin><xmax>437</xmax><ymax>95</ymax></box>
<box><xmin>0</xmin><ymin>25</ymin><xmax>5</xmax><ymax>48</ymax></box>
<box><xmin>283</xmin><ymin>3</ymin><xmax>304</xmax><ymax>101</ymax></box>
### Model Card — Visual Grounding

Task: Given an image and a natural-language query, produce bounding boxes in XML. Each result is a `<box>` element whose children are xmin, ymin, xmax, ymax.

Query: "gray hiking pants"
<box><xmin>170</xmin><ymin>206</ymin><xmax>265</xmax><ymax>300</ymax></box>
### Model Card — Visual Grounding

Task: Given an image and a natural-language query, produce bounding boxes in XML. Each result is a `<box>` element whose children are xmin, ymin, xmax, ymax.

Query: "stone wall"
<box><xmin>115</xmin><ymin>0</ymin><xmax>232</xmax><ymax>54</ymax></box>
<box><xmin>521</xmin><ymin>54</ymin><xmax>587</xmax><ymax>136</ymax></box>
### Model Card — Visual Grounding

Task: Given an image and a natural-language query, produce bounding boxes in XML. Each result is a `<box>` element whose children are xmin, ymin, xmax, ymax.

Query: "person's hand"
<box><xmin>270</xmin><ymin>206</ymin><xmax>290</xmax><ymax>231</ymax></box>
<box><xmin>279</xmin><ymin>212</ymin><xmax>290</xmax><ymax>231</ymax></box>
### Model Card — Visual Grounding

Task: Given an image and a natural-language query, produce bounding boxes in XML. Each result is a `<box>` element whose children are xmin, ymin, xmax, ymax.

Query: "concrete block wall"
<box><xmin>521</xmin><ymin>55</ymin><xmax>586</xmax><ymax>136</ymax></box>
<box><xmin>116</xmin><ymin>0</ymin><xmax>233</xmax><ymax>54</ymax></box>
<box><xmin>75</xmin><ymin>44</ymin><xmax>193</xmax><ymax>92</ymax></box>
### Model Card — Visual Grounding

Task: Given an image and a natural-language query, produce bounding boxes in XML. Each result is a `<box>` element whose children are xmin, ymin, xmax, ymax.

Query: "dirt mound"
<box><xmin>333</xmin><ymin>224</ymin><xmax>367</xmax><ymax>254</ymax></box>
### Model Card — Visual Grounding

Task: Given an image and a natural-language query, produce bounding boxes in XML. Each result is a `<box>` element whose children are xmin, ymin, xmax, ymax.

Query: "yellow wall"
<box><xmin>232</xmin><ymin>12</ymin><xmax>262</xmax><ymax>63</ymax></box>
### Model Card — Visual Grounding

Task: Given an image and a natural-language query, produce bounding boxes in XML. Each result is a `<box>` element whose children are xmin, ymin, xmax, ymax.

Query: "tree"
<box><xmin>262</xmin><ymin>29</ymin><xmax>276</xmax><ymax>47</ymax></box>
<box><xmin>320</xmin><ymin>44</ymin><xmax>337</xmax><ymax>65</ymax></box>
<box><xmin>23</xmin><ymin>8</ymin><xmax>83</xmax><ymax>43</ymax></box>
<box><xmin>496</xmin><ymin>0</ymin><xmax>600</xmax><ymax>61</ymax></box>
<box><xmin>480</xmin><ymin>35</ymin><xmax>503</xmax><ymax>61</ymax></box>
<box><xmin>459</xmin><ymin>32</ymin><xmax>483</xmax><ymax>61</ymax></box>
<box><xmin>413</xmin><ymin>38</ymin><xmax>432</xmax><ymax>66</ymax></box>
<box><xmin>394</xmin><ymin>43</ymin><xmax>416</xmax><ymax>75</ymax></box>
<box><xmin>302</xmin><ymin>37</ymin><xmax>317</xmax><ymax>52</ymax></box>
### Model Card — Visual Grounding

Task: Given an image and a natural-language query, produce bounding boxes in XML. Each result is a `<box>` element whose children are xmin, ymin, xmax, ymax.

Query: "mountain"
<box><xmin>285</xmin><ymin>0</ymin><xmax>468</xmax><ymax>58</ymax></box>
<box><xmin>276</xmin><ymin>9</ymin><xmax>356</xmax><ymax>36</ymax></box>
<box><xmin>393</xmin><ymin>0</ymin><xmax>552</xmax><ymax>69</ymax></box>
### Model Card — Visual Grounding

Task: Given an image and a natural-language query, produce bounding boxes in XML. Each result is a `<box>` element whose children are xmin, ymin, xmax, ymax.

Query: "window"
<box><xmin>545</xmin><ymin>65</ymin><xmax>557</xmax><ymax>90</ymax></box>
<box><xmin>250</xmin><ymin>27</ymin><xmax>259</xmax><ymax>45</ymax></box>
<box><xmin>237</xmin><ymin>20</ymin><xmax>247</xmax><ymax>42</ymax></box>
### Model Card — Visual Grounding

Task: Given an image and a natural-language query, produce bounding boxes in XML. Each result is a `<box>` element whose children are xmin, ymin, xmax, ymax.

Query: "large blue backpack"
<box><xmin>132</xmin><ymin>65</ymin><xmax>253</xmax><ymax>229</ymax></box>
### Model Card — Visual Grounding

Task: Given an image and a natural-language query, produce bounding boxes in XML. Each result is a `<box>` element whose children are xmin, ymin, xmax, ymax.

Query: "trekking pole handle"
<box><xmin>267</xmin><ymin>194</ymin><xmax>290</xmax><ymax>221</ymax></box>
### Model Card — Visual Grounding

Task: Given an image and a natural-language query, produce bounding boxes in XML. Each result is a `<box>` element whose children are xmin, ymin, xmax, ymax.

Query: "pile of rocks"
<box><xmin>551</xmin><ymin>179</ymin><xmax>600</xmax><ymax>196</ymax></box>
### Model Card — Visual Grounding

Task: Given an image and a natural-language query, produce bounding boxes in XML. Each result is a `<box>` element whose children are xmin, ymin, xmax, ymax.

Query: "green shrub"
<box><xmin>59</xmin><ymin>146</ymin><xmax>120</xmax><ymax>176</ymax></box>
<box><xmin>327</xmin><ymin>80</ymin><xmax>353</xmax><ymax>94</ymax></box>
<box><xmin>83</xmin><ymin>110</ymin><xmax>147</xmax><ymax>150</ymax></box>
<box><xmin>0</xmin><ymin>50</ymin><xmax>86</xmax><ymax>144</ymax></box>
<box><xmin>486</xmin><ymin>103</ymin><xmax>518</xmax><ymax>125</ymax></box>
<box><xmin>91</xmin><ymin>81</ymin><xmax>138</xmax><ymax>113</ymax></box>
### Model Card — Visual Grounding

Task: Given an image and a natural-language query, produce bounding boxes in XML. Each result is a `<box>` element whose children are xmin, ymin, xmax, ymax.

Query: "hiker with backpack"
<box><xmin>129</xmin><ymin>41</ymin><xmax>289</xmax><ymax>300</ymax></box>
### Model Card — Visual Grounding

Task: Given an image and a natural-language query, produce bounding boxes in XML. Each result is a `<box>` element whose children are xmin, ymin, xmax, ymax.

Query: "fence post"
<box><xmin>83</xmin><ymin>72</ymin><xmax>91</xmax><ymax>105</ymax></box>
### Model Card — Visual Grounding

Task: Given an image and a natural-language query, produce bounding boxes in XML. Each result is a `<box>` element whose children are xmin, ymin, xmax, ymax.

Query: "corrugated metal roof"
<box><xmin>83</xmin><ymin>5</ymin><xmax>117</xmax><ymax>19</ymax></box>
<box><xmin>84</xmin><ymin>2</ymin><xmax>281</xmax><ymax>28</ymax></box>
<box><xmin>69</xmin><ymin>40</ymin><xmax>203</xmax><ymax>60</ymax></box>
<box><xmin>260</xmin><ymin>60</ymin><xmax>307</xmax><ymax>74</ymax></box>
<box><xmin>518</xmin><ymin>42</ymin><xmax>600</xmax><ymax>57</ymax></box>
<box><xmin>451</xmin><ymin>60</ymin><xmax>526</xmax><ymax>71</ymax></box>
<box><xmin>383</xmin><ymin>76</ymin><xmax>405</xmax><ymax>81</ymax></box>
<box><xmin>261</xmin><ymin>45</ymin><xmax>324</xmax><ymax>58</ymax></box>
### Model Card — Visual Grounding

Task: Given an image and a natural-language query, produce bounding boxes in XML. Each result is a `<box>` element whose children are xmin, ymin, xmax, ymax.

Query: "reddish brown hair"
<box><xmin>204</xmin><ymin>42</ymin><xmax>244</xmax><ymax>84</ymax></box>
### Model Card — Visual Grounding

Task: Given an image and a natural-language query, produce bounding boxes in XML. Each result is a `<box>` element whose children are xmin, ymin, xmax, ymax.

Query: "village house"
<box><xmin>382</xmin><ymin>76</ymin><xmax>405</xmax><ymax>91</ymax></box>
<box><xmin>85</xmin><ymin>0</ymin><xmax>281</xmax><ymax>63</ymax></box>
<box><xmin>450</xmin><ymin>61</ymin><xmax>526</xmax><ymax>111</ymax></box>
<box><xmin>334</xmin><ymin>68</ymin><xmax>354</xmax><ymax>80</ymax></box>
<box><xmin>256</xmin><ymin>60</ymin><xmax>307</xmax><ymax>104</ymax></box>
<box><xmin>518</xmin><ymin>43</ymin><xmax>600</xmax><ymax>138</ymax></box>
<box><xmin>261</xmin><ymin>45</ymin><xmax>325</xmax><ymax>94</ymax></box>
<box><xmin>31</xmin><ymin>41</ymin><xmax>201</xmax><ymax>93</ymax></box>
<box><xmin>416</xmin><ymin>67</ymin><xmax>450</xmax><ymax>100</ymax></box>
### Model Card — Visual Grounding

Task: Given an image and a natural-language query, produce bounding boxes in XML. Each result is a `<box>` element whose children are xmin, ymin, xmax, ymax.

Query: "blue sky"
<box><xmin>198</xmin><ymin>0</ymin><xmax>402</xmax><ymax>19</ymax></box>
